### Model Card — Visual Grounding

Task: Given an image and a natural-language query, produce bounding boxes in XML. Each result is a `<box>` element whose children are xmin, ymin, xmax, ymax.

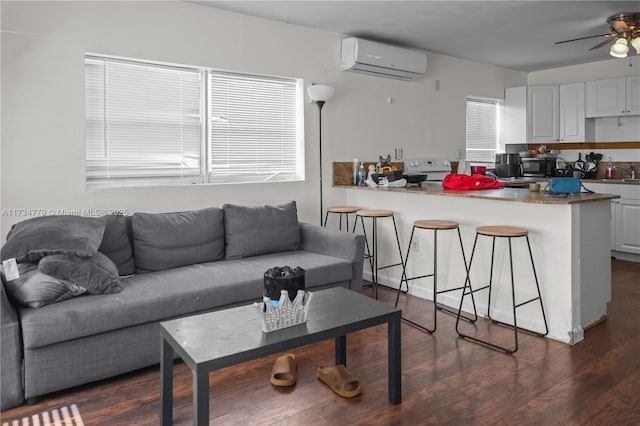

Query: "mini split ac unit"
<box><xmin>341</xmin><ymin>37</ymin><xmax>427</xmax><ymax>81</ymax></box>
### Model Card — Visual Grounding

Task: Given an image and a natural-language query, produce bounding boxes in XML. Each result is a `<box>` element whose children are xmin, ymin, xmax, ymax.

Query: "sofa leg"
<box><xmin>26</xmin><ymin>397</ymin><xmax>39</xmax><ymax>405</ymax></box>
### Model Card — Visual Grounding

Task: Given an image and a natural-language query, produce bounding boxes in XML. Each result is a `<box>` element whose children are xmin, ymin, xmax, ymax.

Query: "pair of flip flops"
<box><xmin>270</xmin><ymin>354</ymin><xmax>361</xmax><ymax>398</ymax></box>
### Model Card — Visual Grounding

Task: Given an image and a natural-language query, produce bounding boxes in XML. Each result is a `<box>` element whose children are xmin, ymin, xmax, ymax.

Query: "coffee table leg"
<box><xmin>160</xmin><ymin>338</ymin><xmax>173</xmax><ymax>426</ymax></box>
<box><xmin>335</xmin><ymin>335</ymin><xmax>347</xmax><ymax>366</ymax></box>
<box><xmin>193</xmin><ymin>371</ymin><xmax>209</xmax><ymax>425</ymax></box>
<box><xmin>388</xmin><ymin>316</ymin><xmax>402</xmax><ymax>404</ymax></box>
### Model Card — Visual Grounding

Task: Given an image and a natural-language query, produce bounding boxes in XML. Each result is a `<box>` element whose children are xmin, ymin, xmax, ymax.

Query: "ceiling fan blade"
<box><xmin>588</xmin><ymin>38</ymin><xmax>615</xmax><ymax>51</ymax></box>
<box><xmin>554</xmin><ymin>33</ymin><xmax>613</xmax><ymax>44</ymax></box>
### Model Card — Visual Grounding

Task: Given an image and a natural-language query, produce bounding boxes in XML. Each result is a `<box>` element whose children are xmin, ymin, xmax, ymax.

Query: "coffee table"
<box><xmin>160</xmin><ymin>286</ymin><xmax>402</xmax><ymax>425</ymax></box>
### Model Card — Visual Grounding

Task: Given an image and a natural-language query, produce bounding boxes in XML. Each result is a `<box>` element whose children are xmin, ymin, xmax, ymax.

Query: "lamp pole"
<box><xmin>307</xmin><ymin>84</ymin><xmax>334</xmax><ymax>225</ymax></box>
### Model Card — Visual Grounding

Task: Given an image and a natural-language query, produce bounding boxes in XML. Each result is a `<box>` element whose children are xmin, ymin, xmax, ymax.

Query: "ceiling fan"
<box><xmin>555</xmin><ymin>13</ymin><xmax>640</xmax><ymax>58</ymax></box>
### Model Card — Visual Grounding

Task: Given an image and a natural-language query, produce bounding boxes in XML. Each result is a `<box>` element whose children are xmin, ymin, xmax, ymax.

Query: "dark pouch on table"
<box><xmin>263</xmin><ymin>266</ymin><xmax>306</xmax><ymax>302</ymax></box>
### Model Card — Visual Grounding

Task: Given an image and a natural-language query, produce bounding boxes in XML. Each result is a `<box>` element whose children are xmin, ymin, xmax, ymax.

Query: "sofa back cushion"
<box><xmin>132</xmin><ymin>207</ymin><xmax>225</xmax><ymax>272</ymax></box>
<box><xmin>1</xmin><ymin>215</ymin><xmax>106</xmax><ymax>263</ymax></box>
<box><xmin>224</xmin><ymin>201</ymin><xmax>300</xmax><ymax>259</ymax></box>
<box><xmin>98</xmin><ymin>215</ymin><xmax>135</xmax><ymax>276</ymax></box>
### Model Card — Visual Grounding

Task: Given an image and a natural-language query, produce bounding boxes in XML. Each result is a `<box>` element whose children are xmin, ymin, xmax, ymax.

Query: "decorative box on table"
<box><xmin>254</xmin><ymin>266</ymin><xmax>312</xmax><ymax>333</ymax></box>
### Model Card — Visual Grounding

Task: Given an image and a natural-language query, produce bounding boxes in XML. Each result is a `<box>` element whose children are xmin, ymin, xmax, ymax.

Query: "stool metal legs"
<box><xmin>355</xmin><ymin>215</ymin><xmax>404</xmax><ymax>300</ymax></box>
<box><xmin>456</xmin><ymin>234</ymin><xmax>549</xmax><ymax>353</ymax></box>
<box><xmin>324</xmin><ymin>212</ymin><xmax>354</xmax><ymax>231</ymax></box>
<box><xmin>396</xmin><ymin>226</ymin><xmax>477</xmax><ymax>333</ymax></box>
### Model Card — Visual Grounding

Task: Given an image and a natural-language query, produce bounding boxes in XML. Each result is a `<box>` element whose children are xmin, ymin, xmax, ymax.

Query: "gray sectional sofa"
<box><xmin>0</xmin><ymin>201</ymin><xmax>365</xmax><ymax>410</ymax></box>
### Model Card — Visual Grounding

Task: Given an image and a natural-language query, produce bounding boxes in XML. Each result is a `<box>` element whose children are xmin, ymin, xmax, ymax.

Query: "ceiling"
<box><xmin>193</xmin><ymin>1</ymin><xmax>640</xmax><ymax>72</ymax></box>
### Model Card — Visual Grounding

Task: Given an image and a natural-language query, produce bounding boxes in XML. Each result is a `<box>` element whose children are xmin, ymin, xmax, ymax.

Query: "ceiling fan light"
<box><xmin>631</xmin><ymin>37</ymin><xmax>640</xmax><ymax>54</ymax></box>
<box><xmin>610</xmin><ymin>38</ymin><xmax>629</xmax><ymax>57</ymax></box>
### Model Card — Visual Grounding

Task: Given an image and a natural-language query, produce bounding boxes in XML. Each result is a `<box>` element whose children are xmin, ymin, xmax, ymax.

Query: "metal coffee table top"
<box><xmin>160</xmin><ymin>286</ymin><xmax>400</xmax><ymax>371</ymax></box>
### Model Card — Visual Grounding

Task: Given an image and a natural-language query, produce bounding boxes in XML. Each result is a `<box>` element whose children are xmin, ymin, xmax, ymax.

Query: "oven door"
<box><xmin>520</xmin><ymin>159</ymin><xmax>545</xmax><ymax>177</ymax></box>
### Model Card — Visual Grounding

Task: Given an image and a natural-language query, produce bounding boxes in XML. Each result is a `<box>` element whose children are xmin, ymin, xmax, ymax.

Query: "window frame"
<box><xmin>465</xmin><ymin>96</ymin><xmax>501</xmax><ymax>165</ymax></box>
<box><xmin>85</xmin><ymin>54</ymin><xmax>305</xmax><ymax>189</ymax></box>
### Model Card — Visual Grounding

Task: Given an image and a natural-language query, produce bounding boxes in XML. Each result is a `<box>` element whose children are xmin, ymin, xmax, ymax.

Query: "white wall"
<box><xmin>0</xmin><ymin>1</ymin><xmax>526</xmax><ymax>236</ymax></box>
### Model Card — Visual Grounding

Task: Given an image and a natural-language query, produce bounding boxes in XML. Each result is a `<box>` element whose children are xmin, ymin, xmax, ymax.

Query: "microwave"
<box><xmin>520</xmin><ymin>158</ymin><xmax>555</xmax><ymax>177</ymax></box>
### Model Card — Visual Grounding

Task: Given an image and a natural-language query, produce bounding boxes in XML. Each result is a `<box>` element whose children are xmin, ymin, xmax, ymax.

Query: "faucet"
<box><xmin>614</xmin><ymin>165</ymin><xmax>635</xmax><ymax>180</ymax></box>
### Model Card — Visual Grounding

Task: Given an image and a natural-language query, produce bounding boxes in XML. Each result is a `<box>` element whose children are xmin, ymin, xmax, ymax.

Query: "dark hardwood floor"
<box><xmin>2</xmin><ymin>259</ymin><xmax>639</xmax><ymax>425</ymax></box>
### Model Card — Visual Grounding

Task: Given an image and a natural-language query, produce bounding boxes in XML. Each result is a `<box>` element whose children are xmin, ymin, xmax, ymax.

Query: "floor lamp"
<box><xmin>307</xmin><ymin>84</ymin><xmax>335</xmax><ymax>225</ymax></box>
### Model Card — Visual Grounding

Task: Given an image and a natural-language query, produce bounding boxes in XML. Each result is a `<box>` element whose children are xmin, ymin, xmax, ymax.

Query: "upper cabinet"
<box><xmin>505</xmin><ymin>83</ymin><xmax>587</xmax><ymax>144</ymax></box>
<box><xmin>586</xmin><ymin>76</ymin><xmax>640</xmax><ymax>117</ymax></box>
<box><xmin>527</xmin><ymin>85</ymin><xmax>559</xmax><ymax>143</ymax></box>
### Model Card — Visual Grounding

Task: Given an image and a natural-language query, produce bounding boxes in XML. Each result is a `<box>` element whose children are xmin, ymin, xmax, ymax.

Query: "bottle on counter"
<box><xmin>353</xmin><ymin>158</ymin><xmax>359</xmax><ymax>185</ymax></box>
<box><xmin>574</xmin><ymin>153</ymin><xmax>585</xmax><ymax>171</ymax></box>
<box><xmin>358</xmin><ymin>162</ymin><xmax>366</xmax><ymax>186</ymax></box>
<box><xmin>605</xmin><ymin>157</ymin><xmax>615</xmax><ymax>179</ymax></box>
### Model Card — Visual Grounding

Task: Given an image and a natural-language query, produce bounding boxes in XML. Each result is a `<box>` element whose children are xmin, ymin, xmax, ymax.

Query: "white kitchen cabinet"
<box><xmin>584</xmin><ymin>182</ymin><xmax>640</xmax><ymax>258</ymax></box>
<box><xmin>586</xmin><ymin>76</ymin><xmax>640</xmax><ymax>117</ymax></box>
<box><xmin>559</xmin><ymin>83</ymin><xmax>586</xmax><ymax>143</ymax></box>
<box><xmin>505</xmin><ymin>84</ymin><xmax>588</xmax><ymax>144</ymax></box>
<box><xmin>527</xmin><ymin>85</ymin><xmax>559</xmax><ymax>143</ymax></box>
<box><xmin>613</xmin><ymin>198</ymin><xmax>640</xmax><ymax>254</ymax></box>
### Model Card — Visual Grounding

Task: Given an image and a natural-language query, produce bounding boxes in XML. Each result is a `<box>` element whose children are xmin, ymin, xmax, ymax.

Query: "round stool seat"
<box><xmin>356</xmin><ymin>209</ymin><xmax>394</xmax><ymax>218</ymax></box>
<box><xmin>414</xmin><ymin>219</ymin><xmax>459</xmax><ymax>230</ymax></box>
<box><xmin>327</xmin><ymin>206</ymin><xmax>360</xmax><ymax>214</ymax></box>
<box><xmin>476</xmin><ymin>225</ymin><xmax>528</xmax><ymax>237</ymax></box>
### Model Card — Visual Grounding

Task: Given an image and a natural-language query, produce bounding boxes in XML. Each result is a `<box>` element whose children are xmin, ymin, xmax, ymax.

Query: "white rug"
<box><xmin>2</xmin><ymin>404</ymin><xmax>84</xmax><ymax>426</ymax></box>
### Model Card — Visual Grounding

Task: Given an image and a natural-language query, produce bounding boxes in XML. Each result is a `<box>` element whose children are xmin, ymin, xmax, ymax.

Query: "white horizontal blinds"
<box><xmin>466</xmin><ymin>97</ymin><xmax>498</xmax><ymax>163</ymax></box>
<box><xmin>85</xmin><ymin>57</ymin><xmax>202</xmax><ymax>180</ymax></box>
<box><xmin>209</xmin><ymin>72</ymin><xmax>299</xmax><ymax>183</ymax></box>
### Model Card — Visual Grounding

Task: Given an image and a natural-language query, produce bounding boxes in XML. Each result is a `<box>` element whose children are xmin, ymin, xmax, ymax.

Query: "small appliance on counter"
<box><xmin>494</xmin><ymin>153</ymin><xmax>521</xmax><ymax>178</ymax></box>
<box><xmin>403</xmin><ymin>158</ymin><xmax>452</xmax><ymax>185</ymax></box>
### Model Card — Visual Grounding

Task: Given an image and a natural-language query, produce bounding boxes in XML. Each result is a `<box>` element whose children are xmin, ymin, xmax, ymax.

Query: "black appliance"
<box><xmin>520</xmin><ymin>157</ymin><xmax>556</xmax><ymax>177</ymax></box>
<box><xmin>494</xmin><ymin>153</ymin><xmax>521</xmax><ymax>178</ymax></box>
<box><xmin>402</xmin><ymin>158</ymin><xmax>452</xmax><ymax>185</ymax></box>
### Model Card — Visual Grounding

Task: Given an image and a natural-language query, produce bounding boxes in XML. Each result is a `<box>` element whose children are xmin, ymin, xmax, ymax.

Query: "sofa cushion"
<box><xmin>132</xmin><ymin>207</ymin><xmax>224</xmax><ymax>272</ymax></box>
<box><xmin>1</xmin><ymin>215</ymin><xmax>106</xmax><ymax>263</ymax></box>
<box><xmin>19</xmin><ymin>250</ymin><xmax>352</xmax><ymax>349</ymax></box>
<box><xmin>2</xmin><ymin>263</ymin><xmax>86</xmax><ymax>308</ymax></box>
<box><xmin>38</xmin><ymin>252</ymin><xmax>122</xmax><ymax>295</ymax></box>
<box><xmin>98</xmin><ymin>215</ymin><xmax>135</xmax><ymax>276</ymax></box>
<box><xmin>224</xmin><ymin>201</ymin><xmax>300</xmax><ymax>259</ymax></box>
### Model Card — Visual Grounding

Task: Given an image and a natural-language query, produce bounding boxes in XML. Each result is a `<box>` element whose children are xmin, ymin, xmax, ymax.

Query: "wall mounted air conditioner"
<box><xmin>341</xmin><ymin>37</ymin><xmax>427</xmax><ymax>81</ymax></box>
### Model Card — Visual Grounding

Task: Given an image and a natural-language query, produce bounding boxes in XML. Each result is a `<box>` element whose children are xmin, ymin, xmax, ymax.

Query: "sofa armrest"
<box><xmin>1</xmin><ymin>276</ymin><xmax>24</xmax><ymax>409</ymax></box>
<box><xmin>299</xmin><ymin>223</ymin><xmax>365</xmax><ymax>291</ymax></box>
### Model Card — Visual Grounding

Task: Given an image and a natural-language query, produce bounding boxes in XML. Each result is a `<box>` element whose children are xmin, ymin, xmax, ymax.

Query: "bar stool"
<box><xmin>323</xmin><ymin>206</ymin><xmax>360</xmax><ymax>232</ymax></box>
<box><xmin>353</xmin><ymin>209</ymin><xmax>404</xmax><ymax>299</ymax></box>
<box><xmin>456</xmin><ymin>225</ymin><xmax>549</xmax><ymax>353</ymax></box>
<box><xmin>395</xmin><ymin>220</ymin><xmax>477</xmax><ymax>333</ymax></box>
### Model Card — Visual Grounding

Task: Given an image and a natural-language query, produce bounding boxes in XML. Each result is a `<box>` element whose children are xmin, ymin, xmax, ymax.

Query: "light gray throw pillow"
<box><xmin>132</xmin><ymin>207</ymin><xmax>225</xmax><ymax>272</ymax></box>
<box><xmin>223</xmin><ymin>201</ymin><xmax>300</xmax><ymax>259</ymax></box>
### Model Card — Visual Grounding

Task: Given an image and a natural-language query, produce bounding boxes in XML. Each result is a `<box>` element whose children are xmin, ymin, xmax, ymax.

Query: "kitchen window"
<box><xmin>465</xmin><ymin>96</ymin><xmax>500</xmax><ymax>163</ymax></box>
<box><xmin>85</xmin><ymin>55</ymin><xmax>304</xmax><ymax>187</ymax></box>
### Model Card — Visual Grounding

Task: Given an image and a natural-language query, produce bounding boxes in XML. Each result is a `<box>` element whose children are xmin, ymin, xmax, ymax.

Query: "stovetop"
<box><xmin>403</xmin><ymin>158</ymin><xmax>452</xmax><ymax>181</ymax></box>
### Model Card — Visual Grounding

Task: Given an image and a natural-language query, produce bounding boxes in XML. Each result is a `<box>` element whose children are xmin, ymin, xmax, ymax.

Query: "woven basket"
<box><xmin>253</xmin><ymin>290</ymin><xmax>313</xmax><ymax>333</ymax></box>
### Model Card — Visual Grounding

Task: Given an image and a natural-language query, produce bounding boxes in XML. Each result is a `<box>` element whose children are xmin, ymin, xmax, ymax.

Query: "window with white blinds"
<box><xmin>85</xmin><ymin>55</ymin><xmax>303</xmax><ymax>187</ymax></box>
<box><xmin>209</xmin><ymin>73</ymin><xmax>302</xmax><ymax>183</ymax></box>
<box><xmin>466</xmin><ymin>97</ymin><xmax>499</xmax><ymax>163</ymax></box>
<box><xmin>85</xmin><ymin>57</ymin><xmax>203</xmax><ymax>183</ymax></box>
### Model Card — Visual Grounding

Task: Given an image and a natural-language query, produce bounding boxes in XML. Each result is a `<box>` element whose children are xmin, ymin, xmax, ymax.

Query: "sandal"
<box><xmin>271</xmin><ymin>353</ymin><xmax>297</xmax><ymax>387</ymax></box>
<box><xmin>316</xmin><ymin>364</ymin><xmax>361</xmax><ymax>397</ymax></box>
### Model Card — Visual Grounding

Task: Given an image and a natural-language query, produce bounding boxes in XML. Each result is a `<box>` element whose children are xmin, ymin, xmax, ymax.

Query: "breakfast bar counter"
<box><xmin>337</xmin><ymin>184</ymin><xmax>619</xmax><ymax>344</ymax></box>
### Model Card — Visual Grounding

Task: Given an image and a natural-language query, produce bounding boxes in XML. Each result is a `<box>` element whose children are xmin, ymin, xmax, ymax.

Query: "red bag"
<box><xmin>441</xmin><ymin>173</ymin><xmax>504</xmax><ymax>190</ymax></box>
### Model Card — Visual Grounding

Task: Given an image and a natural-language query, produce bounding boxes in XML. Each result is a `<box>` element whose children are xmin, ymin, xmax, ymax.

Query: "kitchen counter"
<box><xmin>582</xmin><ymin>178</ymin><xmax>640</xmax><ymax>185</ymax></box>
<box><xmin>334</xmin><ymin>183</ymin><xmax>619</xmax><ymax>204</ymax></box>
<box><xmin>339</xmin><ymin>183</ymin><xmax>616</xmax><ymax>345</ymax></box>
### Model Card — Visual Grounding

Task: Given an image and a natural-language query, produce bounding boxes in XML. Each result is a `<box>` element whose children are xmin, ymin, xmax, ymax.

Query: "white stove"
<box><xmin>403</xmin><ymin>158</ymin><xmax>452</xmax><ymax>184</ymax></box>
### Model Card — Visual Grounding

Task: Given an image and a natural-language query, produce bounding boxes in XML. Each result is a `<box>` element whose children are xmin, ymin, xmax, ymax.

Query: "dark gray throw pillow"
<box><xmin>224</xmin><ymin>201</ymin><xmax>300</xmax><ymax>259</ymax></box>
<box><xmin>38</xmin><ymin>252</ymin><xmax>122</xmax><ymax>295</ymax></box>
<box><xmin>1</xmin><ymin>215</ymin><xmax>107</xmax><ymax>263</ymax></box>
<box><xmin>98</xmin><ymin>215</ymin><xmax>135</xmax><ymax>276</ymax></box>
<box><xmin>1</xmin><ymin>263</ymin><xmax>86</xmax><ymax>308</ymax></box>
<box><xmin>132</xmin><ymin>207</ymin><xmax>225</xmax><ymax>272</ymax></box>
